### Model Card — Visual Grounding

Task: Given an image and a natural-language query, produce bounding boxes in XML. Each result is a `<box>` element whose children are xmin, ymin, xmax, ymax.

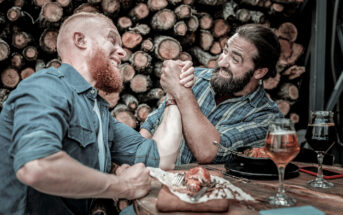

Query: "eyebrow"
<box><xmin>232</xmin><ymin>50</ymin><xmax>244</xmax><ymax>62</ymax></box>
<box><xmin>107</xmin><ymin>30</ymin><xmax>122</xmax><ymax>46</ymax></box>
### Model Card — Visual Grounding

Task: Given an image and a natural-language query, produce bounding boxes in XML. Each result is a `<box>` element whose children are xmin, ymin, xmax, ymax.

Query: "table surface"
<box><xmin>133</xmin><ymin>162</ymin><xmax>343</xmax><ymax>215</ymax></box>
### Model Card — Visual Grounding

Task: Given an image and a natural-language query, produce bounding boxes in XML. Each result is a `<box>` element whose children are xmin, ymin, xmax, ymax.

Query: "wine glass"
<box><xmin>264</xmin><ymin>118</ymin><xmax>300</xmax><ymax>206</ymax></box>
<box><xmin>305</xmin><ymin>111</ymin><xmax>336</xmax><ymax>188</ymax></box>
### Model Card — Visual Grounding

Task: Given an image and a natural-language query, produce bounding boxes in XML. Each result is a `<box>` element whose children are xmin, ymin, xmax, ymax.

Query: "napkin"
<box><xmin>259</xmin><ymin>206</ymin><xmax>325</xmax><ymax>215</ymax></box>
<box><xmin>156</xmin><ymin>185</ymin><xmax>230</xmax><ymax>212</ymax></box>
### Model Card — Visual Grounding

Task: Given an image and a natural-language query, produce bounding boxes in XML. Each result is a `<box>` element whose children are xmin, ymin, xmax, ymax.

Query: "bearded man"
<box><xmin>140</xmin><ymin>24</ymin><xmax>283</xmax><ymax>165</ymax></box>
<box><xmin>0</xmin><ymin>12</ymin><xmax>195</xmax><ymax>215</ymax></box>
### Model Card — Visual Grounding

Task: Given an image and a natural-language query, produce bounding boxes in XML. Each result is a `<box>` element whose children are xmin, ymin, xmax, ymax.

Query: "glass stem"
<box><xmin>277</xmin><ymin>166</ymin><xmax>286</xmax><ymax>194</ymax></box>
<box><xmin>317</xmin><ymin>152</ymin><xmax>324</xmax><ymax>180</ymax></box>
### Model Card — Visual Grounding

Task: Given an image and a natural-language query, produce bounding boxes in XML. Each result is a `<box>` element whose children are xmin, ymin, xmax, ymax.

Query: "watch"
<box><xmin>165</xmin><ymin>98</ymin><xmax>177</xmax><ymax>107</ymax></box>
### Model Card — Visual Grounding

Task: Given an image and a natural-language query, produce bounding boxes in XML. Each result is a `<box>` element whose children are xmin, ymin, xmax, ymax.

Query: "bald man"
<box><xmin>0</xmin><ymin>12</ymin><xmax>194</xmax><ymax>215</ymax></box>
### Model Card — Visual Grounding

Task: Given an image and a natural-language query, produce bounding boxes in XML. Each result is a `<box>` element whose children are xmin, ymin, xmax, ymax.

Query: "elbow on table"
<box><xmin>195</xmin><ymin>153</ymin><xmax>216</xmax><ymax>164</ymax></box>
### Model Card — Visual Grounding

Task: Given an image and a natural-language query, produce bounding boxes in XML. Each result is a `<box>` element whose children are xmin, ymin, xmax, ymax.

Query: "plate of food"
<box><xmin>224</xmin><ymin>146</ymin><xmax>299</xmax><ymax>179</ymax></box>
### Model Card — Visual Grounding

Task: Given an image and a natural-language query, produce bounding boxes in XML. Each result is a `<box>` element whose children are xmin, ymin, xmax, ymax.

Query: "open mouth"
<box><xmin>218</xmin><ymin>68</ymin><xmax>232</xmax><ymax>79</ymax></box>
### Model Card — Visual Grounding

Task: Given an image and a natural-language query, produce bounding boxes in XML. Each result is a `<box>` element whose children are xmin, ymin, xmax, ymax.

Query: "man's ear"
<box><xmin>254</xmin><ymin>68</ymin><xmax>268</xmax><ymax>79</ymax></box>
<box><xmin>73</xmin><ymin>32</ymin><xmax>87</xmax><ymax>49</ymax></box>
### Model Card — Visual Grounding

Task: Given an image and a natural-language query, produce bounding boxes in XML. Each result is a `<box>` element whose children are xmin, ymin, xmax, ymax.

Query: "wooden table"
<box><xmin>134</xmin><ymin>162</ymin><xmax>343</xmax><ymax>215</ymax></box>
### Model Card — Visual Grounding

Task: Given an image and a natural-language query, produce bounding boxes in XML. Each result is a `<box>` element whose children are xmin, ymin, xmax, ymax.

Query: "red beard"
<box><xmin>88</xmin><ymin>49</ymin><xmax>123</xmax><ymax>93</ymax></box>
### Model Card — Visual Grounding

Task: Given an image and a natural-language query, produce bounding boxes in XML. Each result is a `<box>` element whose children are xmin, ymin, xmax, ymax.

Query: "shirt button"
<box><xmin>91</xmin><ymin>89</ymin><xmax>95</xmax><ymax>94</ymax></box>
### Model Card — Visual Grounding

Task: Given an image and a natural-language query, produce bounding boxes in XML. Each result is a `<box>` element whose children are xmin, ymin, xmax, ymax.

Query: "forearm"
<box><xmin>152</xmin><ymin>105</ymin><xmax>182</xmax><ymax>170</ymax></box>
<box><xmin>16</xmin><ymin>151</ymin><xmax>126</xmax><ymax>199</ymax></box>
<box><xmin>175</xmin><ymin>90</ymin><xmax>220</xmax><ymax>163</ymax></box>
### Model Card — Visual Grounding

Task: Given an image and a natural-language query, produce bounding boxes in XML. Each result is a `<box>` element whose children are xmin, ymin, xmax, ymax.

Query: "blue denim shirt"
<box><xmin>0</xmin><ymin>64</ymin><xmax>159</xmax><ymax>215</ymax></box>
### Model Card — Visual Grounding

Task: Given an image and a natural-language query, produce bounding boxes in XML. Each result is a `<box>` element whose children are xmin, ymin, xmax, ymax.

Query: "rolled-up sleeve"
<box><xmin>140</xmin><ymin>103</ymin><xmax>165</xmax><ymax>134</ymax></box>
<box><xmin>110</xmin><ymin>119</ymin><xmax>160</xmax><ymax>167</ymax></box>
<box><xmin>9</xmin><ymin>74</ymin><xmax>70</xmax><ymax>172</ymax></box>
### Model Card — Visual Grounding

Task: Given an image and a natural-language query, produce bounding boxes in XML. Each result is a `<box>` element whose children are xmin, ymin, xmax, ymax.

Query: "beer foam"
<box><xmin>270</xmin><ymin>130</ymin><xmax>296</xmax><ymax>135</ymax></box>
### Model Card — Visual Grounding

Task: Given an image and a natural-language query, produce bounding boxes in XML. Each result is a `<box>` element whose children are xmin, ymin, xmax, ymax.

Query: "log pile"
<box><xmin>0</xmin><ymin>0</ymin><xmax>306</xmax><ymax>129</ymax></box>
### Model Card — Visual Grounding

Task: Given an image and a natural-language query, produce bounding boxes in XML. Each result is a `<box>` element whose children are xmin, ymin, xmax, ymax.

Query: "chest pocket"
<box><xmin>67</xmin><ymin>125</ymin><xmax>96</xmax><ymax>147</ymax></box>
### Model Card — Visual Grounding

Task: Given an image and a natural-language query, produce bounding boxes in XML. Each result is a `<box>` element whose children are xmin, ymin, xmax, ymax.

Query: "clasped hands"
<box><xmin>160</xmin><ymin>60</ymin><xmax>195</xmax><ymax>99</ymax></box>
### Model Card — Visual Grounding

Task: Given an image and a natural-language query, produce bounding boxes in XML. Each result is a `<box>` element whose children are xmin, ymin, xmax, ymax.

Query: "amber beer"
<box><xmin>264</xmin><ymin>131</ymin><xmax>300</xmax><ymax>166</ymax></box>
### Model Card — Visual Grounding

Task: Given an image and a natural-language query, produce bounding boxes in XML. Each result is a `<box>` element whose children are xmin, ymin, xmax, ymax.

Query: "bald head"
<box><xmin>57</xmin><ymin>12</ymin><xmax>116</xmax><ymax>59</ymax></box>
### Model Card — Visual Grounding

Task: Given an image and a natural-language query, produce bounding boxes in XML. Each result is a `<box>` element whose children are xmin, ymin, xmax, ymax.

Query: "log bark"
<box><xmin>276</xmin><ymin>22</ymin><xmax>298</xmax><ymax>42</ymax></box>
<box><xmin>121</xmin><ymin>93</ymin><xmax>139</xmax><ymax>111</ymax></box>
<box><xmin>199</xmin><ymin>13</ymin><xmax>213</xmax><ymax>30</ymax></box>
<box><xmin>56</xmin><ymin>0</ymin><xmax>72</xmax><ymax>8</ymax></box>
<box><xmin>111</xmin><ymin>104</ymin><xmax>137</xmax><ymax>129</ymax></box>
<box><xmin>0</xmin><ymin>88</ymin><xmax>10</xmax><ymax>110</ymax></box>
<box><xmin>282</xmin><ymin>65</ymin><xmax>305</xmax><ymax>80</ymax></box>
<box><xmin>277</xmin><ymin>82</ymin><xmax>299</xmax><ymax>101</ymax></box>
<box><xmin>14</xmin><ymin>0</ymin><xmax>26</xmax><ymax>7</ymax></box>
<box><xmin>12</xmin><ymin>31</ymin><xmax>32</xmax><ymax>49</ymax></box>
<box><xmin>20</xmin><ymin>67</ymin><xmax>35</xmax><ymax>79</ymax></box>
<box><xmin>135</xmin><ymin>103</ymin><xmax>152</xmax><ymax>122</ymax></box>
<box><xmin>1</xmin><ymin>67</ymin><xmax>20</xmax><ymax>88</ymax></box>
<box><xmin>7</xmin><ymin>6</ymin><xmax>23</xmax><ymax>22</ymax></box>
<box><xmin>39</xmin><ymin>28</ymin><xmax>58</xmax><ymax>54</ymax></box>
<box><xmin>129</xmin><ymin>3</ymin><xmax>149</xmax><ymax>21</ymax></box>
<box><xmin>0</xmin><ymin>38</ymin><xmax>10</xmax><ymax>61</ymax></box>
<box><xmin>174</xmin><ymin>21</ymin><xmax>188</xmax><ymax>36</ymax></box>
<box><xmin>276</xmin><ymin>99</ymin><xmax>290</xmax><ymax>116</ymax></box>
<box><xmin>122</xmin><ymin>31</ymin><xmax>142</xmax><ymax>49</ymax></box>
<box><xmin>198</xmin><ymin>0</ymin><xmax>226</xmax><ymax>6</ymax></box>
<box><xmin>117</xmin><ymin>16</ymin><xmax>132</xmax><ymax>31</ymax></box>
<box><xmin>236</xmin><ymin>8</ymin><xmax>251</xmax><ymax>23</ymax></box>
<box><xmin>33</xmin><ymin>0</ymin><xmax>52</xmax><ymax>7</ymax></box>
<box><xmin>263</xmin><ymin>72</ymin><xmax>280</xmax><ymax>90</ymax></box>
<box><xmin>199</xmin><ymin>30</ymin><xmax>214</xmax><ymax>51</ymax></box>
<box><xmin>129</xmin><ymin>51</ymin><xmax>152</xmax><ymax>74</ymax></box>
<box><xmin>73</xmin><ymin>3</ymin><xmax>99</xmax><ymax>13</ymax></box>
<box><xmin>22</xmin><ymin>46</ymin><xmax>38</xmax><ymax>61</ymax></box>
<box><xmin>10</xmin><ymin>53</ymin><xmax>24</xmax><ymax>69</ymax></box>
<box><xmin>129</xmin><ymin>24</ymin><xmax>150</xmax><ymax>36</ymax></box>
<box><xmin>119</xmin><ymin>63</ymin><xmax>135</xmax><ymax>83</ymax></box>
<box><xmin>138</xmin><ymin>88</ymin><xmax>165</xmax><ymax>102</ymax></box>
<box><xmin>190</xmin><ymin>47</ymin><xmax>218</xmax><ymax>68</ymax></box>
<box><xmin>35</xmin><ymin>59</ymin><xmax>45</xmax><ymax>72</ymax></box>
<box><xmin>101</xmin><ymin>0</ymin><xmax>120</xmax><ymax>16</ymax></box>
<box><xmin>147</xmin><ymin>0</ymin><xmax>168</xmax><ymax>11</ymax></box>
<box><xmin>212</xmin><ymin>19</ymin><xmax>230</xmax><ymax>38</ymax></box>
<box><xmin>151</xmin><ymin>9</ymin><xmax>176</xmax><ymax>31</ymax></box>
<box><xmin>178</xmin><ymin>51</ymin><xmax>192</xmax><ymax>61</ymax></box>
<box><xmin>38</xmin><ymin>2</ymin><xmax>63</xmax><ymax>28</ymax></box>
<box><xmin>154</xmin><ymin>36</ymin><xmax>182</xmax><ymax>60</ymax></box>
<box><xmin>250</xmin><ymin>10</ymin><xmax>265</xmax><ymax>24</ymax></box>
<box><xmin>168</xmin><ymin>0</ymin><xmax>182</xmax><ymax>5</ymax></box>
<box><xmin>153</xmin><ymin>61</ymin><xmax>162</xmax><ymax>78</ymax></box>
<box><xmin>270</xmin><ymin>3</ymin><xmax>284</xmax><ymax>14</ymax></box>
<box><xmin>46</xmin><ymin>58</ymin><xmax>61</xmax><ymax>68</ymax></box>
<box><xmin>223</xmin><ymin>2</ymin><xmax>237</xmax><ymax>20</ymax></box>
<box><xmin>175</xmin><ymin>4</ymin><xmax>191</xmax><ymax>19</ymax></box>
<box><xmin>183</xmin><ymin>0</ymin><xmax>194</xmax><ymax>5</ymax></box>
<box><xmin>209</xmin><ymin>41</ymin><xmax>222</xmax><ymax>55</ymax></box>
<box><xmin>130</xmin><ymin>74</ymin><xmax>152</xmax><ymax>93</ymax></box>
<box><xmin>187</xmin><ymin>15</ymin><xmax>199</xmax><ymax>32</ymax></box>
<box><xmin>141</xmin><ymin>38</ymin><xmax>154</xmax><ymax>53</ymax></box>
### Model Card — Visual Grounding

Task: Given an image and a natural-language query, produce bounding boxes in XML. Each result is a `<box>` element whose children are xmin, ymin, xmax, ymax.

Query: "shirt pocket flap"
<box><xmin>68</xmin><ymin>125</ymin><xmax>96</xmax><ymax>147</ymax></box>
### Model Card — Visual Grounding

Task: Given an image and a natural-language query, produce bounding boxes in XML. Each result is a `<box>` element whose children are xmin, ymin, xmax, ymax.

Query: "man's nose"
<box><xmin>217</xmin><ymin>54</ymin><xmax>229</xmax><ymax>68</ymax></box>
<box><xmin>117</xmin><ymin>47</ymin><xmax>126</xmax><ymax>59</ymax></box>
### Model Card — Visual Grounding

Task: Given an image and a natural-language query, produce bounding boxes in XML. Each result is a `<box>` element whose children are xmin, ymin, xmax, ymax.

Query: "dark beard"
<box><xmin>210</xmin><ymin>66</ymin><xmax>254</xmax><ymax>97</ymax></box>
<box><xmin>88</xmin><ymin>49</ymin><xmax>123</xmax><ymax>93</ymax></box>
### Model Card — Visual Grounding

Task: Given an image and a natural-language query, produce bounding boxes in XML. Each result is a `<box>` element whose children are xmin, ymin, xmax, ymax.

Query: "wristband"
<box><xmin>165</xmin><ymin>98</ymin><xmax>176</xmax><ymax>107</ymax></box>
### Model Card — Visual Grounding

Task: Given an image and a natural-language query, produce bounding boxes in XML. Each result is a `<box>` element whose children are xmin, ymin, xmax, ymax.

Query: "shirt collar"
<box><xmin>59</xmin><ymin>63</ymin><xmax>93</xmax><ymax>94</ymax></box>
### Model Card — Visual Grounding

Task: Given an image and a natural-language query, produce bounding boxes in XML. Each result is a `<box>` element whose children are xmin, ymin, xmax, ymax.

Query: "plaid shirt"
<box><xmin>141</xmin><ymin>68</ymin><xmax>283</xmax><ymax>164</ymax></box>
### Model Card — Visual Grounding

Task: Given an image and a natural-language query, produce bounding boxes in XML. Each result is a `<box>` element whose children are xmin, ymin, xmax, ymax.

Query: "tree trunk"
<box><xmin>129</xmin><ymin>51</ymin><xmax>152</xmax><ymax>74</ymax></box>
<box><xmin>187</xmin><ymin>15</ymin><xmax>199</xmax><ymax>32</ymax></box>
<box><xmin>282</xmin><ymin>65</ymin><xmax>305</xmax><ymax>80</ymax></box>
<box><xmin>199</xmin><ymin>30</ymin><xmax>214</xmax><ymax>51</ymax></box>
<box><xmin>151</xmin><ymin>9</ymin><xmax>176</xmax><ymax>31</ymax></box>
<box><xmin>140</xmin><ymin>38</ymin><xmax>154</xmax><ymax>53</ymax></box>
<box><xmin>122</xmin><ymin>31</ymin><xmax>142</xmax><ymax>49</ymax></box>
<box><xmin>23</xmin><ymin>46</ymin><xmax>38</xmax><ymax>61</ymax></box>
<box><xmin>10</xmin><ymin>53</ymin><xmax>24</xmax><ymax>69</ymax></box>
<box><xmin>174</xmin><ymin>21</ymin><xmax>188</xmax><ymax>36</ymax></box>
<box><xmin>277</xmin><ymin>82</ymin><xmax>299</xmax><ymax>101</ymax></box>
<box><xmin>212</xmin><ymin>19</ymin><xmax>230</xmax><ymax>38</ymax></box>
<box><xmin>0</xmin><ymin>38</ymin><xmax>10</xmax><ymax>61</ymax></box>
<box><xmin>39</xmin><ymin>28</ymin><xmax>58</xmax><ymax>54</ymax></box>
<box><xmin>111</xmin><ymin>104</ymin><xmax>137</xmax><ymax>129</ymax></box>
<box><xmin>101</xmin><ymin>0</ymin><xmax>120</xmax><ymax>16</ymax></box>
<box><xmin>199</xmin><ymin>13</ymin><xmax>213</xmax><ymax>30</ymax></box>
<box><xmin>20</xmin><ymin>67</ymin><xmax>35</xmax><ymax>79</ymax></box>
<box><xmin>12</xmin><ymin>31</ymin><xmax>32</xmax><ymax>49</ymax></box>
<box><xmin>129</xmin><ymin>3</ymin><xmax>149</xmax><ymax>21</ymax></box>
<box><xmin>135</xmin><ymin>103</ymin><xmax>152</xmax><ymax>123</ymax></box>
<box><xmin>1</xmin><ymin>67</ymin><xmax>20</xmax><ymax>88</ymax></box>
<box><xmin>154</xmin><ymin>36</ymin><xmax>182</xmax><ymax>60</ymax></box>
<box><xmin>174</xmin><ymin>4</ymin><xmax>191</xmax><ymax>19</ymax></box>
<box><xmin>119</xmin><ymin>63</ymin><xmax>135</xmax><ymax>83</ymax></box>
<box><xmin>147</xmin><ymin>0</ymin><xmax>168</xmax><ymax>11</ymax></box>
<box><xmin>121</xmin><ymin>93</ymin><xmax>139</xmax><ymax>111</ymax></box>
<box><xmin>130</xmin><ymin>74</ymin><xmax>152</xmax><ymax>93</ymax></box>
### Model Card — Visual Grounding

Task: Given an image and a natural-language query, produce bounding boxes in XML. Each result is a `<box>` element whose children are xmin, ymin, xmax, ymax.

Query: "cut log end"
<box><xmin>20</xmin><ymin>67</ymin><xmax>35</xmax><ymax>80</ymax></box>
<box><xmin>1</xmin><ymin>67</ymin><xmax>20</xmax><ymax>89</ymax></box>
<box><xmin>135</xmin><ymin>103</ymin><xmax>152</xmax><ymax>122</ymax></box>
<box><xmin>154</xmin><ymin>36</ymin><xmax>182</xmax><ymax>60</ymax></box>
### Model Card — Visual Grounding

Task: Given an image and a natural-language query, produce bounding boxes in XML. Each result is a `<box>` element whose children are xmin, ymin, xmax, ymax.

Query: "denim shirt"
<box><xmin>0</xmin><ymin>64</ymin><xmax>159</xmax><ymax>215</ymax></box>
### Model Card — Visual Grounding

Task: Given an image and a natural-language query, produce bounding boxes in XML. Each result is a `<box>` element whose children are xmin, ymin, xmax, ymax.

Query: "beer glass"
<box><xmin>264</xmin><ymin>118</ymin><xmax>300</xmax><ymax>206</ymax></box>
<box><xmin>305</xmin><ymin>111</ymin><xmax>336</xmax><ymax>188</ymax></box>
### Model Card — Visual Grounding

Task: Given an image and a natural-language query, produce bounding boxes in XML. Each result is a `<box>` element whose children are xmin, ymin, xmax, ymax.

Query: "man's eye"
<box><xmin>232</xmin><ymin>56</ymin><xmax>239</xmax><ymax>63</ymax></box>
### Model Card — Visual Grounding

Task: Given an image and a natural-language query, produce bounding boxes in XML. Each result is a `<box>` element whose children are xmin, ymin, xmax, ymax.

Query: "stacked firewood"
<box><xmin>0</xmin><ymin>0</ymin><xmax>305</xmax><ymax>130</ymax></box>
